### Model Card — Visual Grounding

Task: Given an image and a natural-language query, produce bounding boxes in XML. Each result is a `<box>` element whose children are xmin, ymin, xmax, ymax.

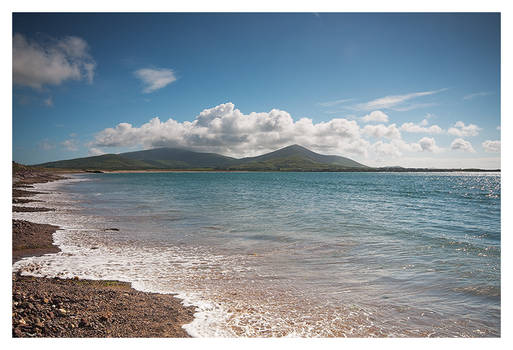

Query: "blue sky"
<box><xmin>12</xmin><ymin>13</ymin><xmax>500</xmax><ymax>168</ymax></box>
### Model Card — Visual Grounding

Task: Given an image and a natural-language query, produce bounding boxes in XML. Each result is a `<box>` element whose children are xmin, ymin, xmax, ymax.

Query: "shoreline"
<box><xmin>69</xmin><ymin>168</ymin><xmax>501</xmax><ymax>174</ymax></box>
<box><xmin>12</xmin><ymin>165</ymin><xmax>195</xmax><ymax>337</ymax></box>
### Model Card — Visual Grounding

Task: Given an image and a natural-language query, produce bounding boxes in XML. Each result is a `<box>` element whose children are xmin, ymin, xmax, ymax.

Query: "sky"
<box><xmin>12</xmin><ymin>12</ymin><xmax>501</xmax><ymax>168</ymax></box>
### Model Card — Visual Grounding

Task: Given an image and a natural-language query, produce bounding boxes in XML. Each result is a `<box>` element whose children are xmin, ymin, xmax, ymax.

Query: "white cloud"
<box><xmin>88</xmin><ymin>147</ymin><xmax>105</xmax><ymax>156</ymax></box>
<box><xmin>451</xmin><ymin>138</ymin><xmax>475</xmax><ymax>153</ymax></box>
<box><xmin>463</xmin><ymin>91</ymin><xmax>493</xmax><ymax>100</ymax></box>
<box><xmin>372</xmin><ymin>141</ymin><xmax>403</xmax><ymax>158</ymax></box>
<box><xmin>362</xmin><ymin>123</ymin><xmax>401</xmax><ymax>140</ymax></box>
<box><xmin>13</xmin><ymin>33</ymin><xmax>96</xmax><ymax>90</ymax></box>
<box><xmin>39</xmin><ymin>139</ymin><xmax>55</xmax><ymax>150</ymax></box>
<box><xmin>134</xmin><ymin>68</ymin><xmax>177</xmax><ymax>93</ymax></box>
<box><xmin>389</xmin><ymin>103</ymin><xmax>437</xmax><ymax>112</ymax></box>
<box><xmin>89</xmin><ymin>103</ymin><xmax>452</xmax><ymax>163</ymax></box>
<box><xmin>370</xmin><ymin>137</ymin><xmax>440</xmax><ymax>158</ymax></box>
<box><xmin>351</xmin><ymin>88</ymin><xmax>446</xmax><ymax>111</ymax></box>
<box><xmin>448</xmin><ymin>121</ymin><xmax>481</xmax><ymax>137</ymax></box>
<box><xmin>61</xmin><ymin>139</ymin><xmax>78</xmax><ymax>152</ymax></box>
<box><xmin>482</xmin><ymin>140</ymin><xmax>500</xmax><ymax>153</ymax></box>
<box><xmin>90</xmin><ymin>102</ymin><xmax>370</xmax><ymax>158</ymax></box>
<box><xmin>318</xmin><ymin>98</ymin><xmax>354</xmax><ymax>107</ymax></box>
<box><xmin>400</xmin><ymin>121</ymin><xmax>443</xmax><ymax>134</ymax></box>
<box><xmin>418</xmin><ymin>137</ymin><xmax>442</xmax><ymax>153</ymax></box>
<box><xmin>361</xmin><ymin>110</ymin><xmax>389</xmax><ymax>123</ymax></box>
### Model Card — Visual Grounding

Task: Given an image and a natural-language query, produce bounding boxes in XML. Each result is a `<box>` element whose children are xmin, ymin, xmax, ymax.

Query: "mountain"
<box><xmin>36</xmin><ymin>144</ymin><xmax>368</xmax><ymax>171</ymax></box>
<box><xmin>35</xmin><ymin>154</ymin><xmax>153</xmax><ymax>170</ymax></box>
<box><xmin>121</xmin><ymin>148</ymin><xmax>236</xmax><ymax>168</ymax></box>
<box><xmin>233</xmin><ymin>145</ymin><xmax>366</xmax><ymax>169</ymax></box>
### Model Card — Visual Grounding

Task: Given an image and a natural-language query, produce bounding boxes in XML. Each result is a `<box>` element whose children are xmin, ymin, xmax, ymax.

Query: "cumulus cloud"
<box><xmin>418</xmin><ymin>137</ymin><xmax>442</xmax><ymax>153</ymax></box>
<box><xmin>361</xmin><ymin>110</ymin><xmax>389</xmax><ymax>123</ymax></box>
<box><xmin>362</xmin><ymin>124</ymin><xmax>401</xmax><ymax>140</ymax></box>
<box><xmin>371</xmin><ymin>141</ymin><xmax>403</xmax><ymax>158</ymax></box>
<box><xmin>448</xmin><ymin>121</ymin><xmax>481</xmax><ymax>137</ymax></box>
<box><xmin>451</xmin><ymin>138</ymin><xmax>475</xmax><ymax>153</ymax></box>
<box><xmin>39</xmin><ymin>139</ymin><xmax>55</xmax><ymax>150</ymax></box>
<box><xmin>89</xmin><ymin>103</ymin><xmax>452</xmax><ymax>162</ymax></box>
<box><xmin>482</xmin><ymin>140</ymin><xmax>500</xmax><ymax>153</ymax></box>
<box><xmin>372</xmin><ymin>139</ymin><xmax>420</xmax><ymax>158</ymax></box>
<box><xmin>13</xmin><ymin>33</ymin><xmax>96</xmax><ymax>90</ymax></box>
<box><xmin>400</xmin><ymin>120</ymin><xmax>443</xmax><ymax>134</ymax></box>
<box><xmin>371</xmin><ymin>137</ymin><xmax>440</xmax><ymax>158</ymax></box>
<box><xmin>90</xmin><ymin>102</ymin><xmax>372</xmax><ymax>158</ymax></box>
<box><xmin>61</xmin><ymin>139</ymin><xmax>78</xmax><ymax>151</ymax></box>
<box><xmin>352</xmin><ymin>88</ymin><xmax>447</xmax><ymax>111</ymax></box>
<box><xmin>88</xmin><ymin>147</ymin><xmax>105</xmax><ymax>156</ymax></box>
<box><xmin>134</xmin><ymin>68</ymin><xmax>177</xmax><ymax>93</ymax></box>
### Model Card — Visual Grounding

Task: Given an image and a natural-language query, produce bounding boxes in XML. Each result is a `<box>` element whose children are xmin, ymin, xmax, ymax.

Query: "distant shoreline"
<box><xmin>33</xmin><ymin>145</ymin><xmax>500</xmax><ymax>174</ymax></box>
<box><xmin>93</xmin><ymin>168</ymin><xmax>501</xmax><ymax>174</ymax></box>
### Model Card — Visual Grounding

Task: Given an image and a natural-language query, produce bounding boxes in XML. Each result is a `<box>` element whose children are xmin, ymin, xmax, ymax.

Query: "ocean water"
<box><xmin>13</xmin><ymin>172</ymin><xmax>500</xmax><ymax>337</ymax></box>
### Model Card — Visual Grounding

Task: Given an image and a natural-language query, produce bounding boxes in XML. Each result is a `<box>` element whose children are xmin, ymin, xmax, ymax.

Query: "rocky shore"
<box><xmin>12</xmin><ymin>274</ymin><xmax>194</xmax><ymax>337</ymax></box>
<box><xmin>12</xmin><ymin>163</ymin><xmax>195</xmax><ymax>337</ymax></box>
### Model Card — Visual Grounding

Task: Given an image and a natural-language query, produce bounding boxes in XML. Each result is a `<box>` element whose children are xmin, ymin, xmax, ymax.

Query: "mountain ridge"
<box><xmin>36</xmin><ymin>144</ymin><xmax>368</xmax><ymax>171</ymax></box>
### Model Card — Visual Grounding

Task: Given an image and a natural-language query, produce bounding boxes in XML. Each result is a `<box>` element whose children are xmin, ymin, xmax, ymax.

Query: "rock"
<box><xmin>79</xmin><ymin>318</ymin><xmax>89</xmax><ymax>327</ymax></box>
<box><xmin>57</xmin><ymin>308</ymin><xmax>67</xmax><ymax>316</ymax></box>
<box><xmin>13</xmin><ymin>327</ymin><xmax>23</xmax><ymax>337</ymax></box>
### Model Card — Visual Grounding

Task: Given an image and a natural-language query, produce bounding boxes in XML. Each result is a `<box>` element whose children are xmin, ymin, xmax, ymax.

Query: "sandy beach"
<box><xmin>12</xmin><ymin>163</ymin><xmax>195</xmax><ymax>337</ymax></box>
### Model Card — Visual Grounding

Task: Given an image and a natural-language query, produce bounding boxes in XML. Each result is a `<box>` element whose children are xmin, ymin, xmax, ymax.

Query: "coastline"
<box><xmin>12</xmin><ymin>164</ymin><xmax>195</xmax><ymax>337</ymax></box>
<box><xmin>80</xmin><ymin>168</ymin><xmax>501</xmax><ymax>174</ymax></box>
<box><xmin>11</xmin><ymin>165</ymin><xmax>501</xmax><ymax>337</ymax></box>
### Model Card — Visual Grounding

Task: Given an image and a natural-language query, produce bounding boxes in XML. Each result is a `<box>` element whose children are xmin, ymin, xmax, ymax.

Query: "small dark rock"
<box><xmin>79</xmin><ymin>318</ymin><xmax>90</xmax><ymax>327</ymax></box>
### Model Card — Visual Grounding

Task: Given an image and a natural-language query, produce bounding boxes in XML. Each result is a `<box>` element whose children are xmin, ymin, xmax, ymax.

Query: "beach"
<box><xmin>12</xmin><ymin>164</ymin><xmax>194</xmax><ymax>337</ymax></box>
<box><xmin>11</xmin><ymin>168</ymin><xmax>501</xmax><ymax>337</ymax></box>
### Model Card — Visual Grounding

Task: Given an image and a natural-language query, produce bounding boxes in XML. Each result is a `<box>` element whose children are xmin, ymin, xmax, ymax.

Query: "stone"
<box><xmin>57</xmin><ymin>308</ymin><xmax>67</xmax><ymax>316</ymax></box>
<box><xmin>79</xmin><ymin>318</ymin><xmax>89</xmax><ymax>327</ymax></box>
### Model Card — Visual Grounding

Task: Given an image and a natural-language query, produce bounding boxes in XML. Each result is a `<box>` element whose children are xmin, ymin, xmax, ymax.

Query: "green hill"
<box><xmin>234</xmin><ymin>145</ymin><xmax>366</xmax><ymax>169</ymax></box>
<box><xmin>121</xmin><ymin>148</ymin><xmax>236</xmax><ymax>168</ymax></box>
<box><xmin>37</xmin><ymin>145</ymin><xmax>368</xmax><ymax>171</ymax></box>
<box><xmin>37</xmin><ymin>154</ymin><xmax>154</xmax><ymax>170</ymax></box>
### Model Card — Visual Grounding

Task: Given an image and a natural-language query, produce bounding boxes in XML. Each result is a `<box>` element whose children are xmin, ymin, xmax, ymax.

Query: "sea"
<box><xmin>12</xmin><ymin>172</ymin><xmax>501</xmax><ymax>337</ymax></box>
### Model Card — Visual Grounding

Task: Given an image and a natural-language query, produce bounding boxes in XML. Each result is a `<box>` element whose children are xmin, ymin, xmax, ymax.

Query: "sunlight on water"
<box><xmin>13</xmin><ymin>172</ymin><xmax>500</xmax><ymax>337</ymax></box>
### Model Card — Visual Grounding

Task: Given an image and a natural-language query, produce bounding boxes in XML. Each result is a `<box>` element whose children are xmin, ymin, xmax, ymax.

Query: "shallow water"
<box><xmin>13</xmin><ymin>172</ymin><xmax>500</xmax><ymax>337</ymax></box>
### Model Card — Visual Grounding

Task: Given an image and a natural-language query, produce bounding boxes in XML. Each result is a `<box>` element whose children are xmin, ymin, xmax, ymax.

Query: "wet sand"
<box><xmin>12</xmin><ymin>163</ymin><xmax>195</xmax><ymax>337</ymax></box>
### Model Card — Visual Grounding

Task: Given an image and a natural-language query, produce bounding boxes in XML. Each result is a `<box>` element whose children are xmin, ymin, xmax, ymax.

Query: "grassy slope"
<box><xmin>40</xmin><ymin>154</ymin><xmax>154</xmax><ymax>170</ymax></box>
<box><xmin>236</xmin><ymin>145</ymin><xmax>367</xmax><ymax>168</ymax></box>
<box><xmin>37</xmin><ymin>145</ymin><xmax>368</xmax><ymax>171</ymax></box>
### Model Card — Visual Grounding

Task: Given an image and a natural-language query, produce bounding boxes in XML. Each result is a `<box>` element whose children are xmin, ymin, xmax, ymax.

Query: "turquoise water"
<box><xmin>14</xmin><ymin>172</ymin><xmax>500</xmax><ymax>336</ymax></box>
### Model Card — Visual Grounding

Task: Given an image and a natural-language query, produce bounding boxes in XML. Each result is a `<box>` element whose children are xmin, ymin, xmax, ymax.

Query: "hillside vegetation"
<box><xmin>37</xmin><ymin>144</ymin><xmax>368</xmax><ymax>171</ymax></box>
